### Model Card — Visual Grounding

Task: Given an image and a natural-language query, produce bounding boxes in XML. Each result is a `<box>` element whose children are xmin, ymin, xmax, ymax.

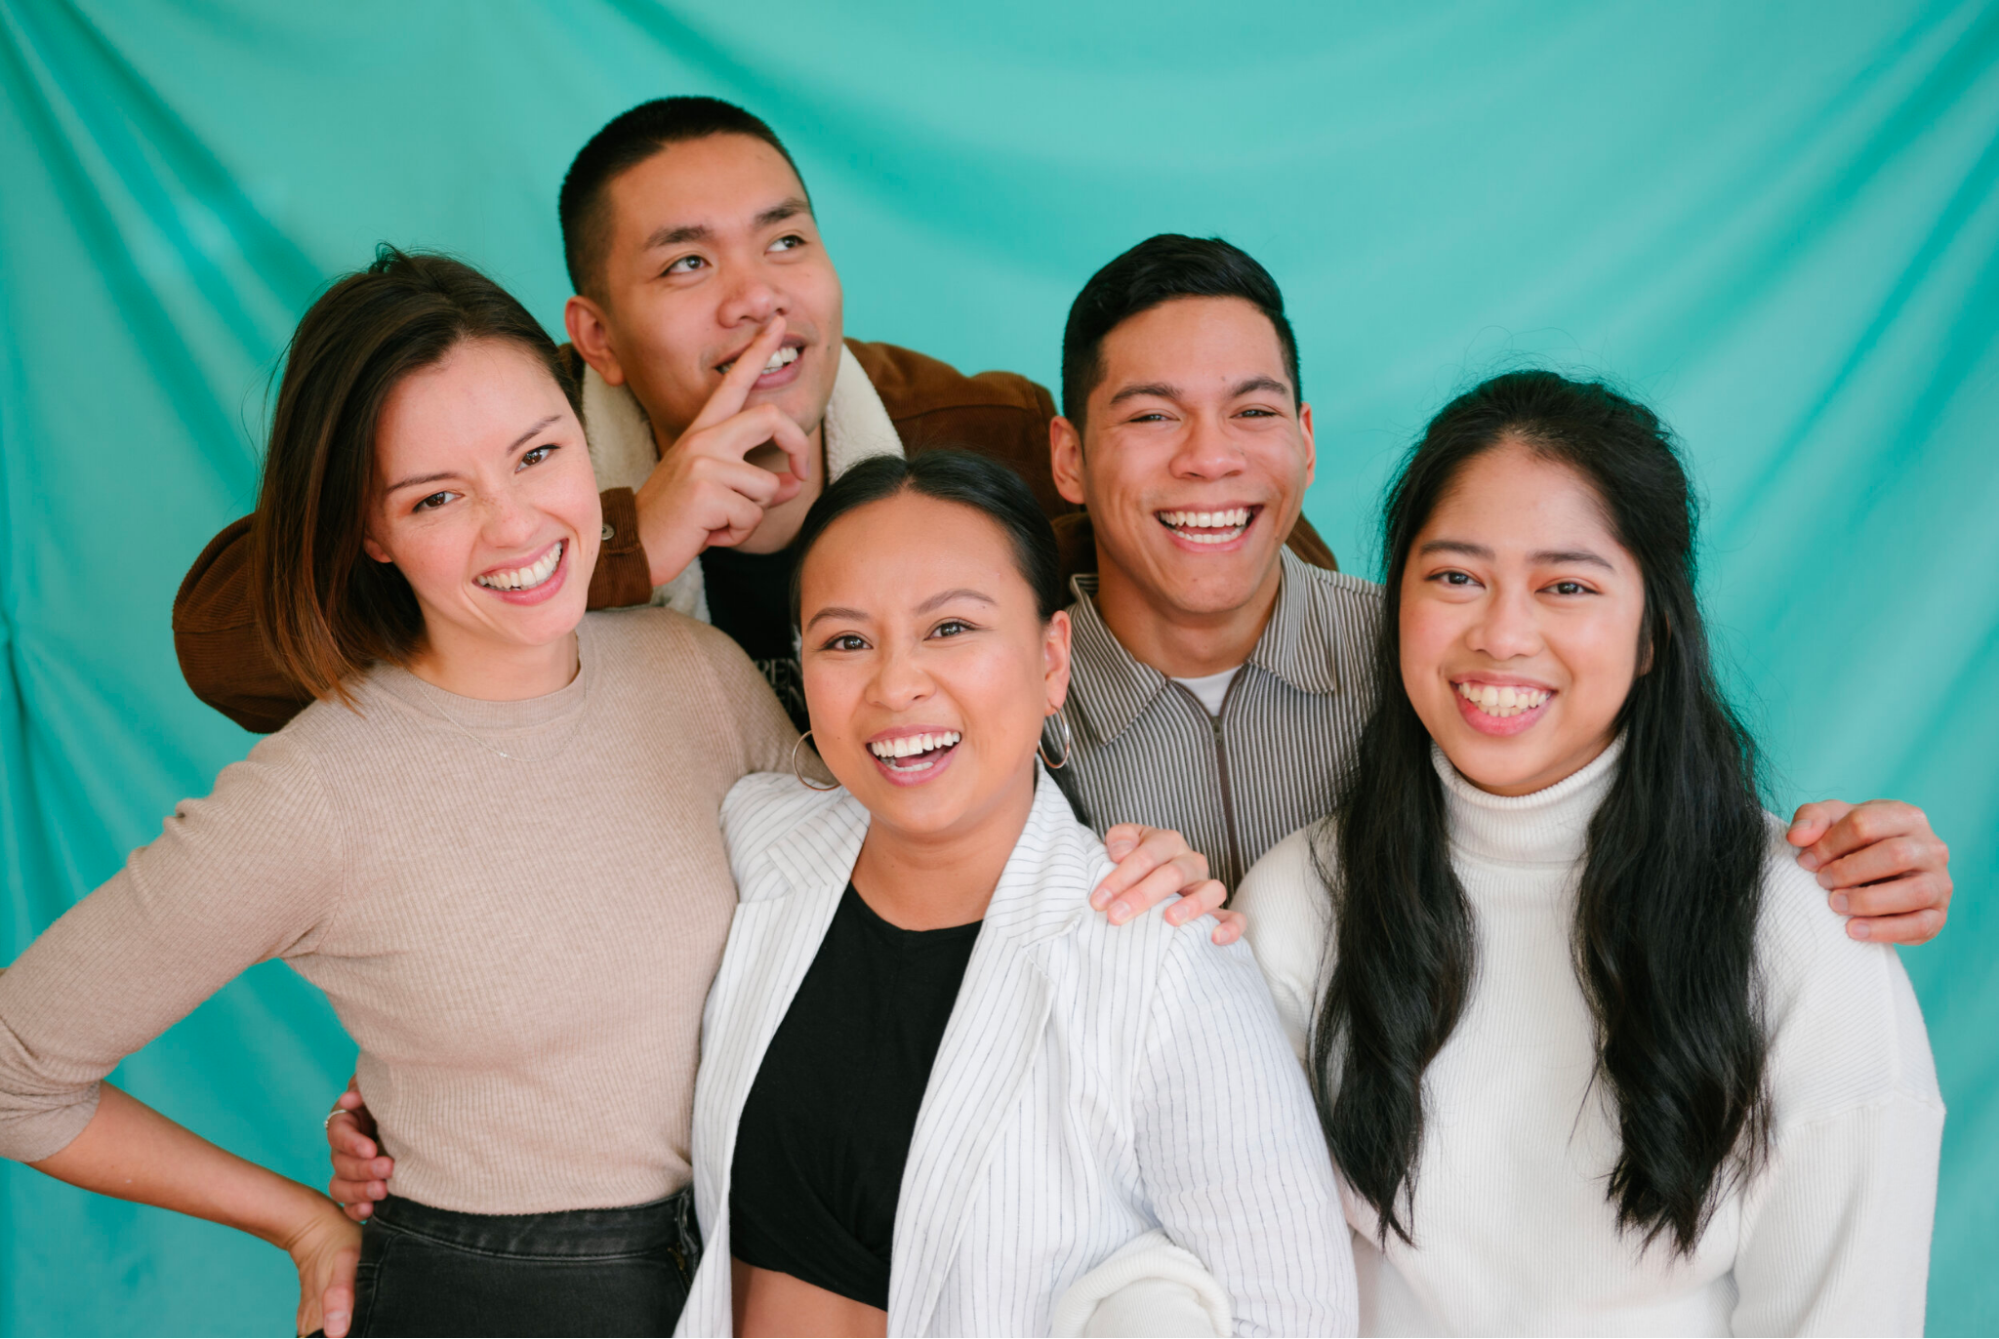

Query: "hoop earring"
<box><xmin>1037</xmin><ymin>710</ymin><xmax>1073</xmax><ymax>771</ymax></box>
<box><xmin>791</xmin><ymin>731</ymin><xmax>840</xmax><ymax>792</ymax></box>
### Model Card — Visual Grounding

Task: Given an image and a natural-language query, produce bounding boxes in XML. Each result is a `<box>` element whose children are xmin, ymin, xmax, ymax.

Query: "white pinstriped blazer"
<box><xmin>674</xmin><ymin>768</ymin><xmax>1357</xmax><ymax>1338</ymax></box>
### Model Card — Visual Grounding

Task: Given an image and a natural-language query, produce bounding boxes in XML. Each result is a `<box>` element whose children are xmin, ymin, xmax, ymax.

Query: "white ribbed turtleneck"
<box><xmin>1236</xmin><ymin>739</ymin><xmax>1943</xmax><ymax>1336</ymax></box>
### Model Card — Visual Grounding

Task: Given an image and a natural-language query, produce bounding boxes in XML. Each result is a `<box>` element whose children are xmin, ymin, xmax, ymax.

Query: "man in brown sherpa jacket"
<box><xmin>174</xmin><ymin>96</ymin><xmax>1335</xmax><ymax>734</ymax></box>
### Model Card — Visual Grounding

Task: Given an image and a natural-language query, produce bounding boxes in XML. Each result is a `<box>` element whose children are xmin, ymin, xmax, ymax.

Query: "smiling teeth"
<box><xmin>475</xmin><ymin>541</ymin><xmax>562</xmax><ymax>591</ymax></box>
<box><xmin>721</xmin><ymin>345</ymin><xmax>799</xmax><ymax>376</ymax></box>
<box><xmin>1159</xmin><ymin>508</ymin><xmax>1252</xmax><ymax>544</ymax></box>
<box><xmin>1456</xmin><ymin>681</ymin><xmax>1551</xmax><ymax>717</ymax></box>
<box><xmin>868</xmin><ymin>731</ymin><xmax>962</xmax><ymax>768</ymax></box>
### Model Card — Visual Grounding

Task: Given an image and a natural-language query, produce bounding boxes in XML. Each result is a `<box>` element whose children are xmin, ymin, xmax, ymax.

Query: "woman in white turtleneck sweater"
<box><xmin>1236</xmin><ymin>372</ymin><xmax>1942</xmax><ymax>1336</ymax></box>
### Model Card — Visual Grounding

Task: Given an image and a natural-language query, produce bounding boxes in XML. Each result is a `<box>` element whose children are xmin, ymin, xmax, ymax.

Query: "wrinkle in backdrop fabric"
<box><xmin>1</xmin><ymin>1</ymin><xmax>1994</xmax><ymax>1332</ymax></box>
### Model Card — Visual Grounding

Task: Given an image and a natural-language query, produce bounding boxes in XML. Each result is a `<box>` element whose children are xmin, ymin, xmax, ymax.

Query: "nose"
<box><xmin>1467</xmin><ymin>582</ymin><xmax>1543</xmax><ymax>662</ymax></box>
<box><xmin>1169</xmin><ymin>410</ymin><xmax>1244</xmax><ymax>482</ymax></box>
<box><xmin>716</xmin><ymin>264</ymin><xmax>782</xmax><ymax>329</ymax></box>
<box><xmin>479</xmin><ymin>483</ymin><xmax>541</xmax><ymax>550</ymax></box>
<box><xmin>867</xmin><ymin>637</ymin><xmax>935</xmax><ymax>713</ymax></box>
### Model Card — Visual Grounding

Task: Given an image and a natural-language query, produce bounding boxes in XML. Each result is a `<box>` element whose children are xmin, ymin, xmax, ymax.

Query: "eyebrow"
<box><xmin>804</xmin><ymin>605</ymin><xmax>867</xmax><ymax>631</ymax></box>
<box><xmin>384</xmin><ymin>414</ymin><xmax>561</xmax><ymax>493</ymax></box>
<box><xmin>1106</xmin><ymin>375</ymin><xmax>1292</xmax><ymax>407</ymax></box>
<box><xmin>1230</xmin><ymin>375</ymin><xmax>1291</xmax><ymax>399</ymax></box>
<box><xmin>804</xmin><ymin>587</ymin><xmax>997</xmax><ymax>630</ymax></box>
<box><xmin>641</xmin><ymin>196</ymin><xmax>813</xmax><ymax>252</ymax></box>
<box><xmin>756</xmin><ymin>196</ymin><xmax>812</xmax><ymax>228</ymax></box>
<box><xmin>915</xmin><ymin>587</ymin><xmax>996</xmax><ymax>614</ymax></box>
<box><xmin>1107</xmin><ymin>381</ymin><xmax>1181</xmax><ymax>406</ymax></box>
<box><xmin>1417</xmin><ymin>538</ymin><xmax>1615</xmax><ymax>570</ymax></box>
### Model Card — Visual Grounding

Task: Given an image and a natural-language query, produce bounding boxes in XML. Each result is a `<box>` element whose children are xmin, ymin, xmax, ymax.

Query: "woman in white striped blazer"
<box><xmin>675</xmin><ymin>452</ymin><xmax>1355</xmax><ymax>1338</ymax></box>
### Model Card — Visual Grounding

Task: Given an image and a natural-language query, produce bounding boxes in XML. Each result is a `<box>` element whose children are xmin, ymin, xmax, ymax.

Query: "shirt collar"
<box><xmin>1245</xmin><ymin>549</ymin><xmax>1352</xmax><ymax>698</ymax></box>
<box><xmin>1063</xmin><ymin>549</ymin><xmax>1351</xmax><ymax>748</ymax></box>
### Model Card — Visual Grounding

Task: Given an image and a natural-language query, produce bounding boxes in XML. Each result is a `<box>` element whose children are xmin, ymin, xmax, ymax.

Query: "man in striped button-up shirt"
<box><xmin>1041</xmin><ymin>234</ymin><xmax>1954</xmax><ymax>939</ymax></box>
<box><xmin>1039</xmin><ymin>234</ymin><xmax>1375</xmax><ymax>888</ymax></box>
<box><xmin>1056</xmin><ymin>550</ymin><xmax>1376</xmax><ymax>889</ymax></box>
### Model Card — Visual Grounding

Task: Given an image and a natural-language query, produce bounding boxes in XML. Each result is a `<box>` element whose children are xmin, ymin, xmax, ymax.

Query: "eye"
<box><xmin>1237</xmin><ymin>407</ymin><xmax>1278</xmax><ymax>418</ymax></box>
<box><xmin>518</xmin><ymin>444</ymin><xmax>557</xmax><ymax>470</ymax></box>
<box><xmin>1127</xmin><ymin>411</ymin><xmax>1170</xmax><ymax>424</ymax></box>
<box><xmin>768</xmin><ymin>233</ymin><xmax>805</xmax><ymax>253</ymax></box>
<box><xmin>1431</xmin><ymin>569</ymin><xmax>1477</xmax><ymax>587</ymax></box>
<box><xmin>412</xmin><ymin>491</ymin><xmax>458</xmax><ymax>513</ymax></box>
<box><xmin>929</xmin><ymin>619</ymin><xmax>976</xmax><ymax>639</ymax></box>
<box><xmin>665</xmin><ymin>254</ymin><xmax>706</xmax><ymax>276</ymax></box>
<box><xmin>821</xmin><ymin>633</ymin><xmax>869</xmax><ymax>652</ymax></box>
<box><xmin>1547</xmin><ymin>579</ymin><xmax>1594</xmax><ymax>596</ymax></box>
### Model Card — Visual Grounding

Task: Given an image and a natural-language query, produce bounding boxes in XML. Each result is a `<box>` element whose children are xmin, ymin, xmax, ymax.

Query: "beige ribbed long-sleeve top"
<box><xmin>0</xmin><ymin>607</ymin><xmax>797</xmax><ymax>1214</ymax></box>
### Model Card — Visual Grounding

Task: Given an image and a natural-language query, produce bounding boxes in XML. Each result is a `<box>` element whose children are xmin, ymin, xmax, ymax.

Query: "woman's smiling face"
<box><xmin>362</xmin><ymin>338</ymin><xmax>600</xmax><ymax>686</ymax></box>
<box><xmin>1399</xmin><ymin>438</ymin><xmax>1647</xmax><ymax>796</ymax></box>
<box><xmin>798</xmin><ymin>490</ymin><xmax>1071</xmax><ymax>844</ymax></box>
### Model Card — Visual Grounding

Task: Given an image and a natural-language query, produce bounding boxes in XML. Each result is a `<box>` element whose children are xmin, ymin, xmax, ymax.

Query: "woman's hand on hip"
<box><xmin>325</xmin><ymin>1076</ymin><xmax>393</xmax><ymax>1223</ymax></box>
<box><xmin>1095</xmin><ymin>825</ymin><xmax>1241</xmax><ymax>945</ymax></box>
<box><xmin>286</xmin><ymin>1199</ymin><xmax>362</xmax><ymax>1337</ymax></box>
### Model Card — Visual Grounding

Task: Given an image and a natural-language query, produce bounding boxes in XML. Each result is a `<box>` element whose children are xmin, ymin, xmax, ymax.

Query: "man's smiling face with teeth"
<box><xmin>565</xmin><ymin>131</ymin><xmax>844</xmax><ymax>458</ymax></box>
<box><xmin>1052</xmin><ymin>295</ymin><xmax>1315</xmax><ymax>624</ymax></box>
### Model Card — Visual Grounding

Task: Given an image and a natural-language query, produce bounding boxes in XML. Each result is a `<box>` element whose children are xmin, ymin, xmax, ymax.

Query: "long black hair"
<box><xmin>1314</xmin><ymin>369</ymin><xmax>1771</xmax><ymax>1255</ymax></box>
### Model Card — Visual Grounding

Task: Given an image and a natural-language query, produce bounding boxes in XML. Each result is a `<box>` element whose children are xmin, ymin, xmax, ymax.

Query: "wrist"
<box><xmin>261</xmin><ymin>1180</ymin><xmax>348</xmax><ymax>1256</ymax></box>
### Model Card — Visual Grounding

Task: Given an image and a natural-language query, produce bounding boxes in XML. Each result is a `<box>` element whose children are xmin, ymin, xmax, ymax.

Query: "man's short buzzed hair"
<box><xmin>558</xmin><ymin>96</ymin><xmax>808</xmax><ymax>301</ymax></box>
<box><xmin>1061</xmin><ymin>234</ymin><xmax>1302</xmax><ymax>428</ymax></box>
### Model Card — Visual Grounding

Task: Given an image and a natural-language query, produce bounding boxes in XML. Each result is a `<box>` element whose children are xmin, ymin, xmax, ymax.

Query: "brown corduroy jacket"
<box><xmin>173</xmin><ymin>338</ymin><xmax>1335</xmax><ymax>733</ymax></box>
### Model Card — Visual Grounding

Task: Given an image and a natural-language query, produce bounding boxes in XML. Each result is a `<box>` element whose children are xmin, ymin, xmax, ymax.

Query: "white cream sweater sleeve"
<box><xmin>1233</xmin><ymin>823</ymin><xmax>1332</xmax><ymax>1070</ymax></box>
<box><xmin>1730</xmin><ymin>836</ymin><xmax>1945</xmax><ymax>1336</ymax></box>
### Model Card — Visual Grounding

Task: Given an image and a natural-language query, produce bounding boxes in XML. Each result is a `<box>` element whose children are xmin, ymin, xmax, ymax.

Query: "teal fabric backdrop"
<box><xmin>2</xmin><ymin>0</ymin><xmax>1994</xmax><ymax>1331</ymax></box>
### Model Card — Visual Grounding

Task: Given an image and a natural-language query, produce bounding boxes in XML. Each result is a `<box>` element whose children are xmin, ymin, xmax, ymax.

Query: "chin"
<box><xmin>1160</xmin><ymin>569</ymin><xmax>1268</xmax><ymax>617</ymax></box>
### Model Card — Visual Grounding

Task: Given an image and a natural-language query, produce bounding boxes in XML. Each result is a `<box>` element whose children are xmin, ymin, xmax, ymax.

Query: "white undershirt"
<box><xmin>1170</xmin><ymin>665</ymin><xmax>1241</xmax><ymax>716</ymax></box>
<box><xmin>1234</xmin><ymin>739</ymin><xmax>1943</xmax><ymax>1335</ymax></box>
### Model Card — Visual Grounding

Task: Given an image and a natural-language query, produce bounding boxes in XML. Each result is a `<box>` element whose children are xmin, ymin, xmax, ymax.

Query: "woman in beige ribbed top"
<box><xmin>0</xmin><ymin>254</ymin><xmax>806</xmax><ymax>1335</ymax></box>
<box><xmin>0</xmin><ymin>253</ymin><xmax>1215</xmax><ymax>1339</ymax></box>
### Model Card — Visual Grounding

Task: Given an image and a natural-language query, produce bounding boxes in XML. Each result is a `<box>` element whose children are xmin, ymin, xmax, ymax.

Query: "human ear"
<box><xmin>1636</xmin><ymin>613</ymin><xmax>1664</xmax><ymax>676</ymax></box>
<box><xmin>1298</xmin><ymin>401</ymin><xmax>1317</xmax><ymax>487</ymax></box>
<box><xmin>1050</xmin><ymin>418</ymin><xmax>1088</xmax><ymax>507</ymax></box>
<box><xmin>1042</xmin><ymin>609</ymin><xmax>1073</xmax><ymax>711</ymax></box>
<box><xmin>360</xmin><ymin>529</ymin><xmax>394</xmax><ymax>565</ymax></box>
<box><xmin>563</xmin><ymin>295</ymin><xmax>627</xmax><ymax>388</ymax></box>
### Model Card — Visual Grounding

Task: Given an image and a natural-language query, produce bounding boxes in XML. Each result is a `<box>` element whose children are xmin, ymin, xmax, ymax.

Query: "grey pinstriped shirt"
<box><xmin>1050</xmin><ymin>550</ymin><xmax>1384</xmax><ymax>888</ymax></box>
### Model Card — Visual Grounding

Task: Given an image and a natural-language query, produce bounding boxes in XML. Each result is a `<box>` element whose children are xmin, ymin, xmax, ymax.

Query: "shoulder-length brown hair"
<box><xmin>251</xmin><ymin>247</ymin><xmax>581</xmax><ymax>704</ymax></box>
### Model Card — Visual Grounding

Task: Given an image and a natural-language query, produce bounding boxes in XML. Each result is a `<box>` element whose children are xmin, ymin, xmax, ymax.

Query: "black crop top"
<box><xmin>729</xmin><ymin>884</ymin><xmax>982</xmax><ymax>1310</ymax></box>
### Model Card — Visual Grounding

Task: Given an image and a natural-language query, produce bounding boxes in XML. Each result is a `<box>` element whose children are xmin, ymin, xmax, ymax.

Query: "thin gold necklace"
<box><xmin>423</xmin><ymin>694</ymin><xmax>583</xmax><ymax>763</ymax></box>
<box><xmin>413</xmin><ymin>658</ymin><xmax>587</xmax><ymax>764</ymax></box>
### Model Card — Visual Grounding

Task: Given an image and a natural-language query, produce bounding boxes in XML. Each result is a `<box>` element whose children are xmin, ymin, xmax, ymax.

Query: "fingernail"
<box><xmin>1090</xmin><ymin>890</ymin><xmax>1109</xmax><ymax>910</ymax></box>
<box><xmin>1797</xmin><ymin>852</ymin><xmax>1820</xmax><ymax>871</ymax></box>
<box><xmin>1848</xmin><ymin>919</ymin><xmax>1871</xmax><ymax>940</ymax></box>
<box><xmin>1830</xmin><ymin>893</ymin><xmax>1849</xmax><ymax>914</ymax></box>
<box><xmin>1109</xmin><ymin>900</ymin><xmax>1130</xmax><ymax>924</ymax></box>
<box><xmin>1815</xmin><ymin>871</ymin><xmax>1833</xmax><ymax>889</ymax></box>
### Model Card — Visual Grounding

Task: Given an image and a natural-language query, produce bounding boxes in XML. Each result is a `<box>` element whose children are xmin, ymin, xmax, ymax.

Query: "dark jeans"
<box><xmin>349</xmin><ymin>1190</ymin><xmax>699</xmax><ymax>1337</ymax></box>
